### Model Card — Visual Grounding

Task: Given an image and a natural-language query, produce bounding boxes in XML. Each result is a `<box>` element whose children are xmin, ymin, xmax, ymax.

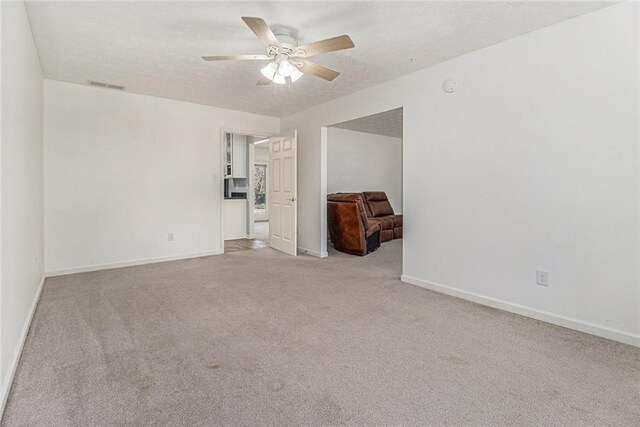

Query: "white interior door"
<box><xmin>269</xmin><ymin>130</ymin><xmax>297</xmax><ymax>256</ymax></box>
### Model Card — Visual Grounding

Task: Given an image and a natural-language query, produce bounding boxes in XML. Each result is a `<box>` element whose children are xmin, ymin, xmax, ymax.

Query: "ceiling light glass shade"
<box><xmin>290</xmin><ymin>68</ymin><xmax>303</xmax><ymax>82</ymax></box>
<box><xmin>272</xmin><ymin>74</ymin><xmax>286</xmax><ymax>85</ymax></box>
<box><xmin>260</xmin><ymin>61</ymin><xmax>277</xmax><ymax>80</ymax></box>
<box><xmin>278</xmin><ymin>59</ymin><xmax>295</xmax><ymax>77</ymax></box>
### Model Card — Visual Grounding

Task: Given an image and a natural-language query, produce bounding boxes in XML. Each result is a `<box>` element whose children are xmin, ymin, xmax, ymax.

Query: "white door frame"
<box><xmin>320</xmin><ymin>126</ymin><xmax>329</xmax><ymax>257</ymax></box>
<box><xmin>219</xmin><ymin>127</ymin><xmax>274</xmax><ymax>253</ymax></box>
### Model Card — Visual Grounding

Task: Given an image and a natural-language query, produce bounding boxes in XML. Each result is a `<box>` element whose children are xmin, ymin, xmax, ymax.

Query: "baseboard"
<box><xmin>1</xmin><ymin>275</ymin><xmax>45</xmax><ymax>417</ymax></box>
<box><xmin>46</xmin><ymin>250</ymin><xmax>224</xmax><ymax>277</ymax></box>
<box><xmin>400</xmin><ymin>274</ymin><xmax>640</xmax><ymax>348</ymax></box>
<box><xmin>297</xmin><ymin>247</ymin><xmax>327</xmax><ymax>258</ymax></box>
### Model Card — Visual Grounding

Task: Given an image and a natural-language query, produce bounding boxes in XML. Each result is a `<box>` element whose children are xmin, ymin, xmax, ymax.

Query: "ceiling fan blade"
<box><xmin>241</xmin><ymin>17</ymin><xmax>281</xmax><ymax>49</ymax></box>
<box><xmin>297</xmin><ymin>60</ymin><xmax>340</xmax><ymax>81</ymax></box>
<box><xmin>202</xmin><ymin>54</ymin><xmax>272</xmax><ymax>61</ymax></box>
<box><xmin>293</xmin><ymin>35</ymin><xmax>354</xmax><ymax>58</ymax></box>
<box><xmin>256</xmin><ymin>76</ymin><xmax>272</xmax><ymax>85</ymax></box>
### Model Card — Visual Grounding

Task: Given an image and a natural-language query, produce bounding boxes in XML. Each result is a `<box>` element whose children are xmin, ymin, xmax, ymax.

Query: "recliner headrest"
<box><xmin>362</xmin><ymin>191</ymin><xmax>388</xmax><ymax>202</ymax></box>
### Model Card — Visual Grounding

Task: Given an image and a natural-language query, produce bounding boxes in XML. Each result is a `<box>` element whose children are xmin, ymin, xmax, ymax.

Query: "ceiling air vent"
<box><xmin>87</xmin><ymin>80</ymin><xmax>125</xmax><ymax>90</ymax></box>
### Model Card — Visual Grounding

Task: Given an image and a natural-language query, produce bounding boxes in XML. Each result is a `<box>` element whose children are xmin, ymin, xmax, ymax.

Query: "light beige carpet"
<box><xmin>2</xmin><ymin>240</ymin><xmax>639</xmax><ymax>426</ymax></box>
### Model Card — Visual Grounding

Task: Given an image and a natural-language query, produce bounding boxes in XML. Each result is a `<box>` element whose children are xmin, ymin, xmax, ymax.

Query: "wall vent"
<box><xmin>87</xmin><ymin>80</ymin><xmax>125</xmax><ymax>90</ymax></box>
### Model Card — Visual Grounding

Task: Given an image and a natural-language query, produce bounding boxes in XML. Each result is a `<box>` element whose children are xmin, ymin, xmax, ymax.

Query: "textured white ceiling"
<box><xmin>25</xmin><ymin>1</ymin><xmax>613</xmax><ymax>117</ymax></box>
<box><xmin>332</xmin><ymin>108</ymin><xmax>403</xmax><ymax>138</ymax></box>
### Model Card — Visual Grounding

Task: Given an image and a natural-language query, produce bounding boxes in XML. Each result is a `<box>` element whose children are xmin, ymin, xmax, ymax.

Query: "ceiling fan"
<box><xmin>201</xmin><ymin>17</ymin><xmax>354</xmax><ymax>85</ymax></box>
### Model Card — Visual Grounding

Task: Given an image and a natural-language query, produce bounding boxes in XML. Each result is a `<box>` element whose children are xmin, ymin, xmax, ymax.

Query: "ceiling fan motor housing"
<box><xmin>271</xmin><ymin>28</ymin><xmax>299</xmax><ymax>55</ymax></box>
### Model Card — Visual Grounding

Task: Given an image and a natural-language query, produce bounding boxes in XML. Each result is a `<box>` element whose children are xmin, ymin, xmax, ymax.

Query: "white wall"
<box><xmin>281</xmin><ymin>3</ymin><xmax>640</xmax><ymax>345</ymax></box>
<box><xmin>44</xmin><ymin>80</ymin><xmax>278</xmax><ymax>274</ymax></box>
<box><xmin>0</xmin><ymin>0</ymin><xmax>44</xmax><ymax>410</ymax></box>
<box><xmin>327</xmin><ymin>128</ymin><xmax>402</xmax><ymax>212</ymax></box>
<box><xmin>255</xmin><ymin>145</ymin><xmax>269</xmax><ymax>163</ymax></box>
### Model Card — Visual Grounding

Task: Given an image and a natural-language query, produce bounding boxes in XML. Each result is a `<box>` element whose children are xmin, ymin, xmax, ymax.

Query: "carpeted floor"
<box><xmin>2</xmin><ymin>241</ymin><xmax>639</xmax><ymax>426</ymax></box>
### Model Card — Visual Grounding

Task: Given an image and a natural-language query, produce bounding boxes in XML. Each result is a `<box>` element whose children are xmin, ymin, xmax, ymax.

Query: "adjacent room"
<box><xmin>1</xmin><ymin>1</ymin><xmax>639</xmax><ymax>425</ymax></box>
<box><xmin>326</xmin><ymin>108</ymin><xmax>403</xmax><ymax>257</ymax></box>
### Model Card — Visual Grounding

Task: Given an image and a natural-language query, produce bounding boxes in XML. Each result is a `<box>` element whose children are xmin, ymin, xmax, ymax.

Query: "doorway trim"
<box><xmin>219</xmin><ymin>127</ymin><xmax>275</xmax><ymax>254</ymax></box>
<box><xmin>319</xmin><ymin>126</ymin><xmax>329</xmax><ymax>257</ymax></box>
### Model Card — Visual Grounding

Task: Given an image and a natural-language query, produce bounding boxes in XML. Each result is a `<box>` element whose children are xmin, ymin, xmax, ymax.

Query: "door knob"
<box><xmin>288</xmin><ymin>197</ymin><xmax>297</xmax><ymax>202</ymax></box>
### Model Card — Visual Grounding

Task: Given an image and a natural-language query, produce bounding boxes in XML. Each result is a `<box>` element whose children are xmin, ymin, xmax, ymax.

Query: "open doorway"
<box><xmin>324</xmin><ymin>108</ymin><xmax>403</xmax><ymax>261</ymax></box>
<box><xmin>222</xmin><ymin>132</ymin><xmax>270</xmax><ymax>253</ymax></box>
<box><xmin>221</xmin><ymin>129</ymin><xmax>298</xmax><ymax>256</ymax></box>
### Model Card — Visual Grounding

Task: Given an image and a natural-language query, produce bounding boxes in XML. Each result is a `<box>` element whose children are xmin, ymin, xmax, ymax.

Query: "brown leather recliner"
<box><xmin>362</xmin><ymin>191</ymin><xmax>403</xmax><ymax>242</ymax></box>
<box><xmin>327</xmin><ymin>193</ymin><xmax>382</xmax><ymax>256</ymax></box>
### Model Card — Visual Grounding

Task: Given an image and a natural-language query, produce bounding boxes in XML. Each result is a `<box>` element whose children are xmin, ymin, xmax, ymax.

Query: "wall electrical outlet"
<box><xmin>536</xmin><ymin>269</ymin><xmax>549</xmax><ymax>286</ymax></box>
<box><xmin>168</xmin><ymin>233</ymin><xmax>174</xmax><ymax>242</ymax></box>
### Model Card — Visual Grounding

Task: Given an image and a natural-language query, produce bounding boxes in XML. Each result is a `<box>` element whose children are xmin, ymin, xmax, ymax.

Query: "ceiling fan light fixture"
<box><xmin>262</xmin><ymin>58</ymin><xmax>303</xmax><ymax>84</ymax></box>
